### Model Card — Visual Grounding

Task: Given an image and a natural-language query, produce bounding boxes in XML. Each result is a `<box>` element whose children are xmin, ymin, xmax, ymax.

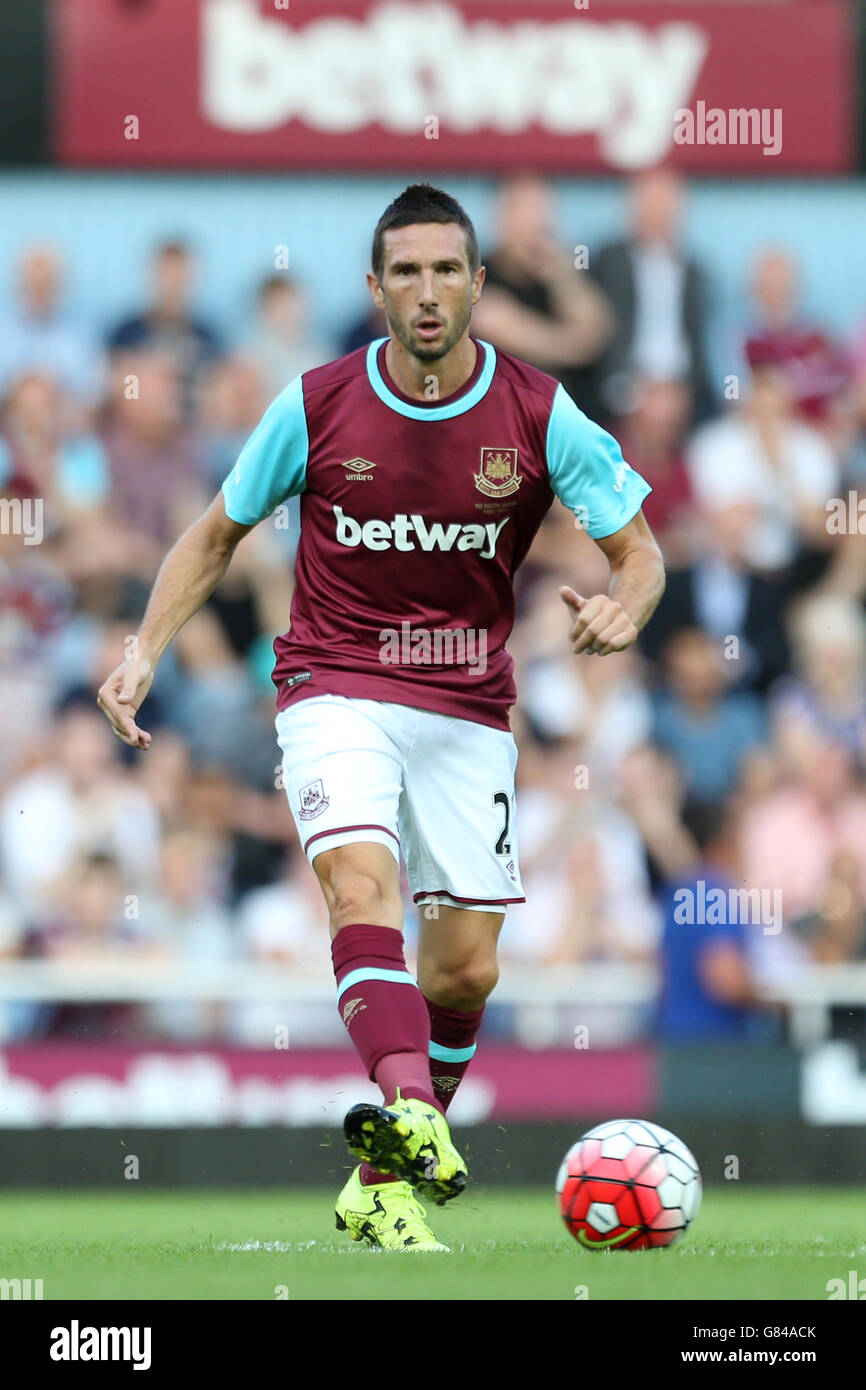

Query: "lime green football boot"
<box><xmin>343</xmin><ymin>1088</ymin><xmax>468</xmax><ymax>1206</ymax></box>
<box><xmin>335</xmin><ymin>1166</ymin><xmax>451</xmax><ymax>1252</ymax></box>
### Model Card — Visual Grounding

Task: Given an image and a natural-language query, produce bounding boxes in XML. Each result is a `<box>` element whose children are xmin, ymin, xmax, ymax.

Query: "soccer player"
<box><xmin>97</xmin><ymin>185</ymin><xmax>665</xmax><ymax>1252</ymax></box>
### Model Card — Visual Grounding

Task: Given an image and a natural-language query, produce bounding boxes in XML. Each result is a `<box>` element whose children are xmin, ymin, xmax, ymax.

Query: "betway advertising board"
<box><xmin>0</xmin><ymin>1045</ymin><xmax>651</xmax><ymax>1126</ymax></box>
<box><xmin>2</xmin><ymin>1042</ymin><xmax>864</xmax><ymax>1127</ymax></box>
<box><xmin>54</xmin><ymin>0</ymin><xmax>855</xmax><ymax>172</ymax></box>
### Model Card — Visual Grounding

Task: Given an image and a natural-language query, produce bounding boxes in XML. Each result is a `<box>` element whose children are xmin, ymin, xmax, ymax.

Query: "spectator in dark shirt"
<box><xmin>640</xmin><ymin>501</ymin><xmax>792</xmax><ymax>696</ymax></box>
<box><xmin>340</xmin><ymin>303</ymin><xmax>388</xmax><ymax>356</ymax></box>
<box><xmin>107</xmin><ymin>239</ymin><xmax>221</xmax><ymax>407</ymax></box>
<box><xmin>470</xmin><ymin>174</ymin><xmax>613</xmax><ymax>416</ymax></box>
<box><xmin>593</xmin><ymin>168</ymin><xmax>714</xmax><ymax>423</ymax></box>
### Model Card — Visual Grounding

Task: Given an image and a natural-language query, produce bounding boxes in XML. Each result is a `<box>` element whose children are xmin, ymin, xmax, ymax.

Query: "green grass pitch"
<box><xmin>0</xmin><ymin>1187</ymin><xmax>863</xmax><ymax>1300</ymax></box>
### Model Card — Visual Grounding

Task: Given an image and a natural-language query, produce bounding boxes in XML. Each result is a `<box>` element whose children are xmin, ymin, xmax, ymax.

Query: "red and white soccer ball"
<box><xmin>557</xmin><ymin>1118</ymin><xmax>702</xmax><ymax>1250</ymax></box>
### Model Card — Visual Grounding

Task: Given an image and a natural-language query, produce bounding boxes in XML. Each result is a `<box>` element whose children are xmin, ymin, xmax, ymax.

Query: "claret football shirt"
<box><xmin>222</xmin><ymin>337</ymin><xmax>651</xmax><ymax>730</ymax></box>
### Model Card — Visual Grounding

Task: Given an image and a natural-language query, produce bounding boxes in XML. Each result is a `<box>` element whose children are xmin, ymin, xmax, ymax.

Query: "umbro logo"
<box><xmin>341</xmin><ymin>997</ymin><xmax>367</xmax><ymax>1026</ymax></box>
<box><xmin>343</xmin><ymin>457</ymin><xmax>376</xmax><ymax>482</ymax></box>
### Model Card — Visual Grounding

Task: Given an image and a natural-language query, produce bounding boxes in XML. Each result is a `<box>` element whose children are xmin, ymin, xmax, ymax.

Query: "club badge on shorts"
<box><xmin>298</xmin><ymin>778</ymin><xmax>330</xmax><ymax>820</ymax></box>
<box><xmin>474</xmin><ymin>447</ymin><xmax>522</xmax><ymax>498</ymax></box>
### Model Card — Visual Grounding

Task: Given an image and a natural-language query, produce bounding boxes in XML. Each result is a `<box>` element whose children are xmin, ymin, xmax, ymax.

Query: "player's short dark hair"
<box><xmin>371</xmin><ymin>184</ymin><xmax>480</xmax><ymax>281</ymax></box>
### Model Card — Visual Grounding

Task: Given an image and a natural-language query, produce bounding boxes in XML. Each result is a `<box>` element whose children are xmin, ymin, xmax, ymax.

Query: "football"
<box><xmin>557</xmin><ymin>1118</ymin><xmax>702</xmax><ymax>1250</ymax></box>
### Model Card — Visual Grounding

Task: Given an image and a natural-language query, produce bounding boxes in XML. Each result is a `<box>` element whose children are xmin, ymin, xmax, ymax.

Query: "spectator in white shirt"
<box><xmin>0</xmin><ymin>698</ymin><xmax>160</xmax><ymax>918</ymax></box>
<box><xmin>686</xmin><ymin>365</ymin><xmax>838</xmax><ymax>575</ymax></box>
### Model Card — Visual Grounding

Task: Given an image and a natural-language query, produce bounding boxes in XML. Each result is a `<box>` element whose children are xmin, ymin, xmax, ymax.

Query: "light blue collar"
<box><xmin>365</xmin><ymin>337</ymin><xmax>497</xmax><ymax>420</ymax></box>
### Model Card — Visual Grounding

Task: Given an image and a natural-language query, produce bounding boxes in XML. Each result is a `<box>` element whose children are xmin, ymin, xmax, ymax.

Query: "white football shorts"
<box><xmin>275</xmin><ymin>695</ymin><xmax>524</xmax><ymax>911</ymax></box>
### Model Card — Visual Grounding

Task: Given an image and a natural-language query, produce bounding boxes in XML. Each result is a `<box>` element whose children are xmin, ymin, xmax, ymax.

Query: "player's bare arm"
<box><xmin>96</xmin><ymin>494</ymin><xmax>252</xmax><ymax>749</ymax></box>
<box><xmin>560</xmin><ymin>509</ymin><xmax>665</xmax><ymax>657</ymax></box>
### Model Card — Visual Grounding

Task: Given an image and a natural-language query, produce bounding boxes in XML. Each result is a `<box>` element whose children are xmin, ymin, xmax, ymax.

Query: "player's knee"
<box><xmin>314</xmin><ymin>844</ymin><xmax>402</xmax><ymax>929</ymax></box>
<box><xmin>319</xmin><ymin>861</ymin><xmax>400</xmax><ymax>928</ymax></box>
<box><xmin>424</xmin><ymin>957</ymin><xmax>499</xmax><ymax>1009</ymax></box>
<box><xmin>333</xmin><ymin>873</ymin><xmax>388</xmax><ymax>925</ymax></box>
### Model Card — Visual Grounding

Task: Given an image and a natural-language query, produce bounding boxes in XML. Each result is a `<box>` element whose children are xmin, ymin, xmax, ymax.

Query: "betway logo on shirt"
<box><xmin>334</xmin><ymin>506</ymin><xmax>508</xmax><ymax>559</ymax></box>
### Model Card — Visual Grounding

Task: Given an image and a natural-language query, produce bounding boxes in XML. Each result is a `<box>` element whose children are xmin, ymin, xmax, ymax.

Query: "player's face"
<box><xmin>370</xmin><ymin>223</ymin><xmax>485</xmax><ymax>362</ymax></box>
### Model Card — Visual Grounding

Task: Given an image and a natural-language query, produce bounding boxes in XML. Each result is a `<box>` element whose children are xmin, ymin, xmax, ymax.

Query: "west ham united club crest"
<box><xmin>298</xmin><ymin>778</ymin><xmax>329</xmax><ymax>820</ymax></box>
<box><xmin>474</xmin><ymin>447</ymin><xmax>522</xmax><ymax>498</ymax></box>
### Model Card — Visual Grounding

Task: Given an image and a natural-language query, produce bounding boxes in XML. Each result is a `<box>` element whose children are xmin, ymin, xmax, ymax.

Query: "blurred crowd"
<box><xmin>2</xmin><ymin>170</ymin><xmax>866</xmax><ymax>1047</ymax></box>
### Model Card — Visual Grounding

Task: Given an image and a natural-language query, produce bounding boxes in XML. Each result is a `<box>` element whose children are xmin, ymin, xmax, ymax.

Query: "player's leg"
<box><xmin>314</xmin><ymin>839</ymin><xmax>440</xmax><ymax>1114</ymax></box>
<box><xmin>417</xmin><ymin>904</ymin><xmax>504</xmax><ymax>1112</ymax></box>
<box><xmin>276</xmin><ymin>696</ymin><xmax>466</xmax><ymax>1221</ymax></box>
<box><xmin>316</xmin><ymin>840</ymin><xmax>468</xmax><ymax>1206</ymax></box>
<box><xmin>403</xmin><ymin>709</ymin><xmax>524</xmax><ymax>1113</ymax></box>
<box><xmin>277</xmin><ymin>698</ymin><xmax>440</xmax><ymax>1114</ymax></box>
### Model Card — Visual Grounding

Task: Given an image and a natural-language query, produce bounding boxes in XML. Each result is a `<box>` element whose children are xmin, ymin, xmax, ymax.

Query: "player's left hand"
<box><xmin>559</xmin><ymin>586</ymin><xmax>638</xmax><ymax>656</ymax></box>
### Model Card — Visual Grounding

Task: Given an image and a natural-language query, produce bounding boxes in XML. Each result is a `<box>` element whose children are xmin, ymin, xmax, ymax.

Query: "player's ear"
<box><xmin>471</xmin><ymin>263</ymin><xmax>486</xmax><ymax>304</ymax></box>
<box><xmin>366</xmin><ymin>270</ymin><xmax>385</xmax><ymax>308</ymax></box>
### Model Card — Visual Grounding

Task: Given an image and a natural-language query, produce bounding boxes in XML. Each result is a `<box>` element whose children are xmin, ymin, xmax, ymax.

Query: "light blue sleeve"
<box><xmin>546</xmin><ymin>384</ymin><xmax>651</xmax><ymax>538</ymax></box>
<box><xmin>221</xmin><ymin>374</ymin><xmax>309</xmax><ymax>525</ymax></box>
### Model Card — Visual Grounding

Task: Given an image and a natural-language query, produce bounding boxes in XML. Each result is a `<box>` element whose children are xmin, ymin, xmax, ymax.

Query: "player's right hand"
<box><xmin>97</xmin><ymin>657</ymin><xmax>155</xmax><ymax>750</ymax></box>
